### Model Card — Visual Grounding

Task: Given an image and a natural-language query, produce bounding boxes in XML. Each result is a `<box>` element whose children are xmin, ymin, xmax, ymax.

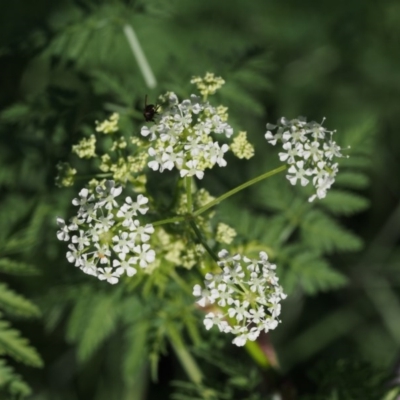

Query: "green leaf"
<box><xmin>0</xmin><ymin>359</ymin><xmax>32</xmax><ymax>398</ymax></box>
<box><xmin>0</xmin><ymin>283</ymin><xmax>41</xmax><ymax>318</ymax></box>
<box><xmin>335</xmin><ymin>172</ymin><xmax>370</xmax><ymax>189</ymax></box>
<box><xmin>122</xmin><ymin>321</ymin><xmax>149</xmax><ymax>386</ymax></box>
<box><xmin>252</xmin><ymin>171</ymin><xmax>295</xmax><ymax>212</ymax></box>
<box><xmin>67</xmin><ymin>289</ymin><xmax>119</xmax><ymax>363</ymax></box>
<box><xmin>76</xmin><ymin>293</ymin><xmax>118</xmax><ymax>363</ymax></box>
<box><xmin>319</xmin><ymin>190</ymin><xmax>370</xmax><ymax>216</ymax></box>
<box><xmin>0</xmin><ymin>358</ymin><xmax>14</xmax><ymax>386</ymax></box>
<box><xmin>282</xmin><ymin>252</ymin><xmax>348</xmax><ymax>295</ymax></box>
<box><xmin>339</xmin><ymin>155</ymin><xmax>371</xmax><ymax>169</ymax></box>
<box><xmin>0</xmin><ymin>320</ymin><xmax>43</xmax><ymax>367</ymax></box>
<box><xmin>0</xmin><ymin>103</ymin><xmax>30</xmax><ymax>123</ymax></box>
<box><xmin>301</xmin><ymin>210</ymin><xmax>363</xmax><ymax>253</ymax></box>
<box><xmin>0</xmin><ymin>259</ymin><xmax>39</xmax><ymax>276</ymax></box>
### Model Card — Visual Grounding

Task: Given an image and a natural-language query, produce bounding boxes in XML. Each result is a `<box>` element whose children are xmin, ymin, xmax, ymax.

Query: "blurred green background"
<box><xmin>1</xmin><ymin>0</ymin><xmax>400</xmax><ymax>399</ymax></box>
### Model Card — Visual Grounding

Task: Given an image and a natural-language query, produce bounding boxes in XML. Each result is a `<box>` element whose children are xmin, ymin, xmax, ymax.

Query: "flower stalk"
<box><xmin>193</xmin><ymin>165</ymin><xmax>287</xmax><ymax>217</ymax></box>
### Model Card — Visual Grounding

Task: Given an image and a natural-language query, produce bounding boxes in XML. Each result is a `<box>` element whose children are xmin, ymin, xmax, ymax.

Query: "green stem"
<box><xmin>167</xmin><ymin>324</ymin><xmax>203</xmax><ymax>384</ymax></box>
<box><xmin>152</xmin><ymin>215</ymin><xmax>185</xmax><ymax>227</ymax></box>
<box><xmin>75</xmin><ymin>173</ymin><xmax>113</xmax><ymax>180</ymax></box>
<box><xmin>193</xmin><ymin>165</ymin><xmax>287</xmax><ymax>217</ymax></box>
<box><xmin>186</xmin><ymin>176</ymin><xmax>193</xmax><ymax>213</ymax></box>
<box><xmin>123</xmin><ymin>24</ymin><xmax>157</xmax><ymax>89</ymax></box>
<box><xmin>170</xmin><ymin>270</ymin><xmax>192</xmax><ymax>295</ymax></box>
<box><xmin>245</xmin><ymin>341</ymin><xmax>270</xmax><ymax>369</ymax></box>
<box><xmin>189</xmin><ymin>220</ymin><xmax>219</xmax><ymax>262</ymax></box>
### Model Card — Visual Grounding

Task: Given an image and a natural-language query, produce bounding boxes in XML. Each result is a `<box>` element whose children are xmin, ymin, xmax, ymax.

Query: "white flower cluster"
<box><xmin>56</xmin><ymin>180</ymin><xmax>155</xmax><ymax>284</ymax></box>
<box><xmin>265</xmin><ymin>117</ymin><xmax>344</xmax><ymax>202</ymax></box>
<box><xmin>193</xmin><ymin>250</ymin><xmax>286</xmax><ymax>347</ymax></box>
<box><xmin>141</xmin><ymin>93</ymin><xmax>233</xmax><ymax>179</ymax></box>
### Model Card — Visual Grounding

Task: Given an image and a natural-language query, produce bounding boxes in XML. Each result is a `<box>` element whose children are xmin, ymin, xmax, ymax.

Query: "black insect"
<box><xmin>143</xmin><ymin>95</ymin><xmax>159</xmax><ymax>122</ymax></box>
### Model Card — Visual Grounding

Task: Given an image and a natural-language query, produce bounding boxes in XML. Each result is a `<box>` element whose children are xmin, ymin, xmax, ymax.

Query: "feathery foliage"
<box><xmin>1</xmin><ymin>0</ymin><xmax>399</xmax><ymax>398</ymax></box>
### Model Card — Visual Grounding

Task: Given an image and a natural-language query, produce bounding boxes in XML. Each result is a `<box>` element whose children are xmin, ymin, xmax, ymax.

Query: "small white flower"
<box><xmin>93</xmin><ymin>243</ymin><xmax>111</xmax><ymax>265</ymax></box>
<box><xmin>206</xmin><ymin>142</ymin><xmax>229</xmax><ymax>167</ymax></box>
<box><xmin>263</xmin><ymin>318</ymin><xmax>279</xmax><ymax>331</ymax></box>
<box><xmin>56</xmin><ymin>218</ymin><xmax>76</xmax><ymax>241</ymax></box>
<box><xmin>95</xmin><ymin>212</ymin><xmax>115</xmax><ymax>231</ymax></box>
<box><xmin>72</xmin><ymin>188</ymin><xmax>93</xmax><ymax>207</ymax></box>
<box><xmin>147</xmin><ymin>147</ymin><xmax>164</xmax><ymax>171</ymax></box>
<box><xmin>323</xmin><ymin>138</ymin><xmax>343</xmax><ymax>159</ymax></box>
<box><xmin>161</xmin><ymin>146</ymin><xmax>184</xmax><ymax>170</ymax></box>
<box><xmin>113</xmin><ymin>254</ymin><xmax>137</xmax><ymax>277</ymax></box>
<box><xmin>286</xmin><ymin>161</ymin><xmax>312</xmax><ymax>186</ymax></box>
<box><xmin>180</xmin><ymin>160</ymin><xmax>204</xmax><ymax>180</ymax></box>
<box><xmin>303</xmin><ymin>141</ymin><xmax>322</xmax><ymax>162</ymax></box>
<box><xmin>96</xmin><ymin>180</ymin><xmax>122</xmax><ymax>210</ymax></box>
<box><xmin>112</xmin><ymin>231</ymin><xmax>134</xmax><ymax>254</ymax></box>
<box><xmin>278</xmin><ymin>142</ymin><xmax>303</xmax><ymax>164</ymax></box>
<box><xmin>140</xmin><ymin>125</ymin><xmax>158</xmax><ymax>141</ymax></box>
<box><xmin>66</xmin><ymin>244</ymin><xmax>82</xmax><ymax>266</ymax></box>
<box><xmin>173</xmin><ymin>111</ymin><xmax>192</xmax><ymax>127</ymax></box>
<box><xmin>117</xmin><ymin>195</ymin><xmax>149</xmax><ymax>227</ymax></box>
<box><xmin>81</xmin><ymin>259</ymin><xmax>98</xmax><ymax>276</ymax></box>
<box><xmin>98</xmin><ymin>267</ymin><xmax>120</xmax><ymax>284</ymax></box>
<box><xmin>204</xmin><ymin>312</ymin><xmax>227</xmax><ymax>331</ymax></box>
<box><xmin>129</xmin><ymin>221</ymin><xmax>154</xmax><ymax>243</ymax></box>
<box><xmin>72</xmin><ymin>230</ymin><xmax>90</xmax><ymax>250</ymax></box>
<box><xmin>228</xmin><ymin>300</ymin><xmax>249</xmax><ymax>322</ymax></box>
<box><xmin>133</xmin><ymin>244</ymin><xmax>156</xmax><ymax>268</ymax></box>
<box><xmin>193</xmin><ymin>284</ymin><xmax>214</xmax><ymax>307</ymax></box>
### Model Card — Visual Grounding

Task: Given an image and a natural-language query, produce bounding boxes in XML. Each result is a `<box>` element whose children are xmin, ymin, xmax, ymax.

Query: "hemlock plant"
<box><xmin>56</xmin><ymin>73</ymin><xmax>346</xmax><ymax>347</ymax></box>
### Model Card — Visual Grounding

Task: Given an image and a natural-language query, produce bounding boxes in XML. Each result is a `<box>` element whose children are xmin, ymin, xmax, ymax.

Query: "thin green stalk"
<box><xmin>244</xmin><ymin>341</ymin><xmax>270</xmax><ymax>369</ymax></box>
<box><xmin>186</xmin><ymin>176</ymin><xmax>193</xmax><ymax>213</ymax></box>
<box><xmin>167</xmin><ymin>324</ymin><xmax>203</xmax><ymax>384</ymax></box>
<box><xmin>170</xmin><ymin>270</ymin><xmax>192</xmax><ymax>295</ymax></box>
<box><xmin>189</xmin><ymin>220</ymin><xmax>219</xmax><ymax>262</ymax></box>
<box><xmin>152</xmin><ymin>215</ymin><xmax>185</xmax><ymax>227</ymax></box>
<box><xmin>193</xmin><ymin>165</ymin><xmax>287</xmax><ymax>217</ymax></box>
<box><xmin>123</xmin><ymin>24</ymin><xmax>157</xmax><ymax>89</ymax></box>
<box><xmin>75</xmin><ymin>173</ymin><xmax>113</xmax><ymax>180</ymax></box>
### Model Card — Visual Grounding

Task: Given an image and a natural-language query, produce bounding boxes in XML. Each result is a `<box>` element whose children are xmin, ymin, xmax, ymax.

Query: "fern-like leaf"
<box><xmin>0</xmin><ymin>283</ymin><xmax>41</xmax><ymax>318</ymax></box>
<box><xmin>282</xmin><ymin>251</ymin><xmax>348</xmax><ymax>295</ymax></box>
<box><xmin>123</xmin><ymin>321</ymin><xmax>149</xmax><ymax>386</ymax></box>
<box><xmin>319</xmin><ymin>189</ymin><xmax>370</xmax><ymax>216</ymax></box>
<box><xmin>335</xmin><ymin>171</ymin><xmax>370</xmax><ymax>189</ymax></box>
<box><xmin>0</xmin><ymin>359</ymin><xmax>31</xmax><ymax>398</ymax></box>
<box><xmin>67</xmin><ymin>288</ymin><xmax>118</xmax><ymax>363</ymax></box>
<box><xmin>301</xmin><ymin>210</ymin><xmax>363</xmax><ymax>253</ymax></box>
<box><xmin>0</xmin><ymin>259</ymin><xmax>38</xmax><ymax>276</ymax></box>
<box><xmin>0</xmin><ymin>319</ymin><xmax>43</xmax><ymax>367</ymax></box>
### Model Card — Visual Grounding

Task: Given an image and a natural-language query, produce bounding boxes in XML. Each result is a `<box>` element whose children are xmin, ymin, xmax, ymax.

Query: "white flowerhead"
<box><xmin>265</xmin><ymin>117</ymin><xmax>346</xmax><ymax>201</ymax></box>
<box><xmin>194</xmin><ymin>249</ymin><xmax>286</xmax><ymax>347</ymax></box>
<box><xmin>140</xmin><ymin>92</ymin><xmax>235</xmax><ymax>179</ymax></box>
<box><xmin>56</xmin><ymin>181</ymin><xmax>155</xmax><ymax>284</ymax></box>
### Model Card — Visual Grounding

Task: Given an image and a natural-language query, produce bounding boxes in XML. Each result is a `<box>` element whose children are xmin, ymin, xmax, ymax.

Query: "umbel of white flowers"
<box><xmin>265</xmin><ymin>117</ymin><xmax>345</xmax><ymax>202</ymax></box>
<box><xmin>141</xmin><ymin>93</ymin><xmax>233</xmax><ymax>179</ymax></box>
<box><xmin>56</xmin><ymin>73</ymin><xmax>347</xmax><ymax>348</ymax></box>
<box><xmin>56</xmin><ymin>180</ymin><xmax>155</xmax><ymax>284</ymax></box>
<box><xmin>193</xmin><ymin>249</ymin><xmax>286</xmax><ymax>347</ymax></box>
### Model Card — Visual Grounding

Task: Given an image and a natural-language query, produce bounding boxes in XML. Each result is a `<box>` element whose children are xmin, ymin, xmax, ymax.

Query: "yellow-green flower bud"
<box><xmin>95</xmin><ymin>113</ymin><xmax>119</xmax><ymax>134</ymax></box>
<box><xmin>231</xmin><ymin>131</ymin><xmax>254</xmax><ymax>160</ymax></box>
<box><xmin>216</xmin><ymin>223</ymin><xmax>237</xmax><ymax>244</ymax></box>
<box><xmin>55</xmin><ymin>162</ymin><xmax>77</xmax><ymax>187</ymax></box>
<box><xmin>72</xmin><ymin>135</ymin><xmax>97</xmax><ymax>159</ymax></box>
<box><xmin>191</xmin><ymin>72</ymin><xmax>225</xmax><ymax>97</ymax></box>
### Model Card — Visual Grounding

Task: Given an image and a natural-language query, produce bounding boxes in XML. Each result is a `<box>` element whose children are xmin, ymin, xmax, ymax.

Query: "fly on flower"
<box><xmin>143</xmin><ymin>95</ymin><xmax>160</xmax><ymax>122</ymax></box>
